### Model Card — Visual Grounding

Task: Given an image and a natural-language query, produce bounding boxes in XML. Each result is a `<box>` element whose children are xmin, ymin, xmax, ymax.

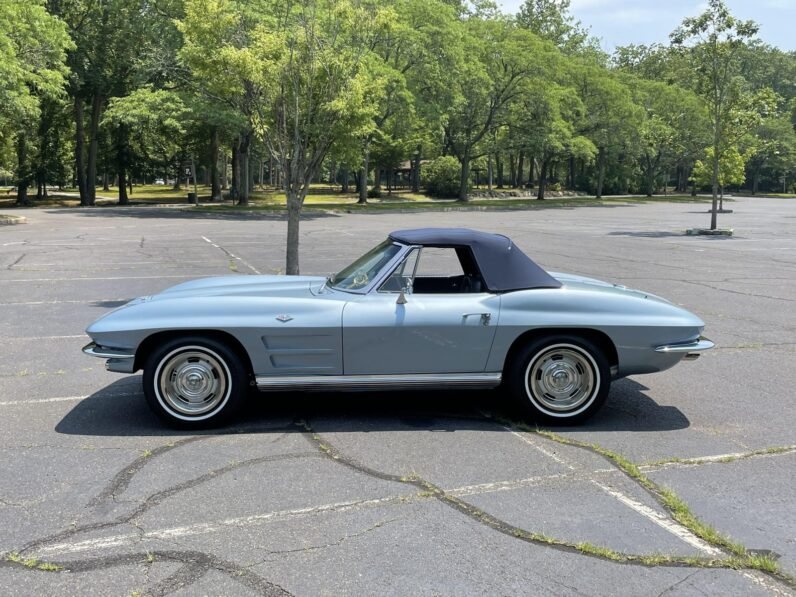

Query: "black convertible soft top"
<box><xmin>389</xmin><ymin>228</ymin><xmax>562</xmax><ymax>292</ymax></box>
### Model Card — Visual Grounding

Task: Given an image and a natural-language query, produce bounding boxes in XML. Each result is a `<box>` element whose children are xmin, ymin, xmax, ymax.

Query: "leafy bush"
<box><xmin>424</xmin><ymin>156</ymin><xmax>461</xmax><ymax>198</ymax></box>
<box><xmin>367</xmin><ymin>187</ymin><xmax>382</xmax><ymax>199</ymax></box>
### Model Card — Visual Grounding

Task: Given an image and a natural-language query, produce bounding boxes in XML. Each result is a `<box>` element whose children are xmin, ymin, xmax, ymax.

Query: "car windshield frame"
<box><xmin>329</xmin><ymin>240</ymin><xmax>405</xmax><ymax>294</ymax></box>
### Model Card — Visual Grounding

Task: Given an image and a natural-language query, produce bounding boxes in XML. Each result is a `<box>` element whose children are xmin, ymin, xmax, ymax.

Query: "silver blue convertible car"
<box><xmin>83</xmin><ymin>228</ymin><xmax>713</xmax><ymax>428</ymax></box>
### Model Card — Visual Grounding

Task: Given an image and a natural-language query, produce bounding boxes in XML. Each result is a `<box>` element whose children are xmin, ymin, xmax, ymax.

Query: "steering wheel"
<box><xmin>352</xmin><ymin>271</ymin><xmax>369</xmax><ymax>288</ymax></box>
<box><xmin>460</xmin><ymin>275</ymin><xmax>473</xmax><ymax>293</ymax></box>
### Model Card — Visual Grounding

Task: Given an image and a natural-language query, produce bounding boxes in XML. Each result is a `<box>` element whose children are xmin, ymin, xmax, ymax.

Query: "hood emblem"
<box><xmin>275</xmin><ymin>314</ymin><xmax>293</xmax><ymax>323</ymax></box>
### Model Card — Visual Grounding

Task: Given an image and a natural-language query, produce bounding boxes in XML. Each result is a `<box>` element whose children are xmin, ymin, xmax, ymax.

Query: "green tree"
<box><xmin>0</xmin><ymin>0</ymin><xmax>71</xmax><ymax>205</ymax></box>
<box><xmin>691</xmin><ymin>145</ymin><xmax>746</xmax><ymax>206</ymax></box>
<box><xmin>670</xmin><ymin>0</ymin><xmax>760</xmax><ymax>229</ymax></box>
<box><xmin>744</xmin><ymin>115</ymin><xmax>796</xmax><ymax>194</ymax></box>
<box><xmin>444</xmin><ymin>21</ymin><xmax>553</xmax><ymax>201</ymax></box>
<box><xmin>516</xmin><ymin>0</ymin><xmax>588</xmax><ymax>52</ymax></box>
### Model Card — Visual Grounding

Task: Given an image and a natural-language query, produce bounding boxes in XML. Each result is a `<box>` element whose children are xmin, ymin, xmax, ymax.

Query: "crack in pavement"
<box><xmin>245</xmin><ymin>518</ymin><xmax>400</xmax><ymax>566</ymax></box>
<box><xmin>678</xmin><ymin>279</ymin><xmax>796</xmax><ymax>304</ymax></box>
<box><xmin>5</xmin><ymin>414</ymin><xmax>795</xmax><ymax>595</ymax></box>
<box><xmin>18</xmin><ymin>450</ymin><xmax>320</xmax><ymax>555</ymax></box>
<box><xmin>296</xmin><ymin>418</ymin><xmax>796</xmax><ymax>594</ymax></box>
<box><xmin>0</xmin><ymin>550</ymin><xmax>291</xmax><ymax>596</ymax></box>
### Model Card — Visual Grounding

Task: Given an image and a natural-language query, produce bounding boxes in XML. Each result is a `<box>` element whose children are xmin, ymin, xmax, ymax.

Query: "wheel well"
<box><xmin>504</xmin><ymin>328</ymin><xmax>618</xmax><ymax>371</ymax></box>
<box><xmin>134</xmin><ymin>330</ymin><xmax>254</xmax><ymax>376</ymax></box>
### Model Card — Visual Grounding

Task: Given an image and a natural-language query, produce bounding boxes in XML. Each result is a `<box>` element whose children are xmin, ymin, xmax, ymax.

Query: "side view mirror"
<box><xmin>396</xmin><ymin>278</ymin><xmax>412</xmax><ymax>305</ymax></box>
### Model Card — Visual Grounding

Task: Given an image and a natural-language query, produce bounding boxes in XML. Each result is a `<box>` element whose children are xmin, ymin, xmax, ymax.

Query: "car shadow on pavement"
<box><xmin>55</xmin><ymin>377</ymin><xmax>689</xmax><ymax>437</ymax></box>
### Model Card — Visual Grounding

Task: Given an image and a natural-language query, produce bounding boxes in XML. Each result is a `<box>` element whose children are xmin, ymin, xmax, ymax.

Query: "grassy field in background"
<box><xmin>0</xmin><ymin>183</ymin><xmax>757</xmax><ymax>212</ymax></box>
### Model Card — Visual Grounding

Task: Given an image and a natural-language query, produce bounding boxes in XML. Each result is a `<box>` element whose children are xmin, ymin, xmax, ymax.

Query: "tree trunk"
<box><xmin>172</xmin><ymin>161</ymin><xmax>182</xmax><ymax>190</ymax></box>
<box><xmin>102</xmin><ymin>171</ymin><xmax>109</xmax><ymax>191</ymax></box>
<box><xmin>239</xmin><ymin>133</ymin><xmax>250</xmax><ymax>205</ymax></box>
<box><xmin>710</xmin><ymin>121</ymin><xmax>721</xmax><ymax>230</ymax></box>
<box><xmin>15</xmin><ymin>134</ymin><xmax>30</xmax><ymax>206</ymax></box>
<box><xmin>509</xmin><ymin>153</ymin><xmax>516</xmax><ymax>187</ymax></box>
<box><xmin>342</xmin><ymin>168</ymin><xmax>349</xmax><ymax>193</ymax></box>
<box><xmin>596</xmin><ymin>147</ymin><xmax>607</xmax><ymax>199</ymax></box>
<box><xmin>529</xmin><ymin>157</ymin><xmax>535</xmax><ymax>188</ymax></box>
<box><xmin>517</xmin><ymin>151</ymin><xmax>524</xmax><ymax>189</ymax></box>
<box><xmin>221</xmin><ymin>153</ymin><xmax>228</xmax><ymax>190</ymax></box>
<box><xmin>537</xmin><ymin>159</ymin><xmax>548</xmax><ymax>200</ymax></box>
<box><xmin>487</xmin><ymin>153</ymin><xmax>493</xmax><ymax>191</ymax></box>
<box><xmin>74</xmin><ymin>95</ymin><xmax>88</xmax><ymax>205</ymax></box>
<box><xmin>458</xmin><ymin>151</ymin><xmax>470</xmax><ymax>202</ymax></box>
<box><xmin>285</xmin><ymin>192</ymin><xmax>301</xmax><ymax>275</ymax></box>
<box><xmin>210</xmin><ymin>128</ymin><xmax>221</xmax><ymax>200</ymax></box>
<box><xmin>412</xmin><ymin>145</ymin><xmax>421</xmax><ymax>193</ymax></box>
<box><xmin>118</xmin><ymin>166</ymin><xmax>128</xmax><ymax>205</ymax></box>
<box><xmin>496</xmin><ymin>153</ymin><xmax>504</xmax><ymax>188</ymax></box>
<box><xmin>86</xmin><ymin>93</ymin><xmax>102</xmax><ymax>206</ymax></box>
<box><xmin>568</xmin><ymin>155</ymin><xmax>575</xmax><ymax>190</ymax></box>
<box><xmin>114</xmin><ymin>123</ymin><xmax>129</xmax><ymax>205</ymax></box>
<box><xmin>231</xmin><ymin>141</ymin><xmax>240</xmax><ymax>203</ymax></box>
<box><xmin>752</xmin><ymin>168</ymin><xmax>759</xmax><ymax>195</ymax></box>
<box><xmin>358</xmin><ymin>143</ymin><xmax>369</xmax><ymax>204</ymax></box>
<box><xmin>329</xmin><ymin>161</ymin><xmax>336</xmax><ymax>187</ymax></box>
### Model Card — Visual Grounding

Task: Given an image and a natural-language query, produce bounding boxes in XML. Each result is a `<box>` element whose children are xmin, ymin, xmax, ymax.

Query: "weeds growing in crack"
<box><xmin>643</xmin><ymin>445</ymin><xmax>796</xmax><ymax>469</ymax></box>
<box><xmin>501</xmin><ymin>421</ymin><xmax>793</xmax><ymax>585</ymax></box>
<box><xmin>5</xmin><ymin>552</ymin><xmax>63</xmax><ymax>572</ymax></box>
<box><xmin>298</xmin><ymin>417</ymin><xmax>795</xmax><ymax>591</ymax></box>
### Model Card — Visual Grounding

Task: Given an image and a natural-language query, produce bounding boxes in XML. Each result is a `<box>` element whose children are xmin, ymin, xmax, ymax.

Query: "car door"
<box><xmin>342</xmin><ymin>247</ymin><xmax>501</xmax><ymax>375</ymax></box>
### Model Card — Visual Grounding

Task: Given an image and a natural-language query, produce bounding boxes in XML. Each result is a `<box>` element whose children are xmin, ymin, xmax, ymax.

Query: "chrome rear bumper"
<box><xmin>655</xmin><ymin>338</ymin><xmax>715</xmax><ymax>361</ymax></box>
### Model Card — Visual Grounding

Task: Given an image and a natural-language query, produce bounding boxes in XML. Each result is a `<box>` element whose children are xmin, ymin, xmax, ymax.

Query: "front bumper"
<box><xmin>82</xmin><ymin>342</ymin><xmax>136</xmax><ymax>373</ymax></box>
<box><xmin>655</xmin><ymin>338</ymin><xmax>715</xmax><ymax>361</ymax></box>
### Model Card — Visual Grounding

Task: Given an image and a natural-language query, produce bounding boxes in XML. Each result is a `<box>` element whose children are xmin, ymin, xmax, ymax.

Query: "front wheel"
<box><xmin>142</xmin><ymin>337</ymin><xmax>248</xmax><ymax>428</ymax></box>
<box><xmin>506</xmin><ymin>335</ymin><xmax>611</xmax><ymax>425</ymax></box>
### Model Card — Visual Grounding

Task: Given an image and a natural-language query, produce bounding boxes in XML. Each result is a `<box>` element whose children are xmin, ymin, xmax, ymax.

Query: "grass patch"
<box><xmin>5</xmin><ymin>552</ymin><xmax>63</xmax><ymax>572</ymax></box>
<box><xmin>1</xmin><ymin>184</ymin><xmax>718</xmax><ymax>211</ymax></box>
<box><xmin>494</xmin><ymin>421</ymin><xmax>786</xmax><ymax>575</ymax></box>
<box><xmin>644</xmin><ymin>445</ymin><xmax>796</xmax><ymax>468</ymax></box>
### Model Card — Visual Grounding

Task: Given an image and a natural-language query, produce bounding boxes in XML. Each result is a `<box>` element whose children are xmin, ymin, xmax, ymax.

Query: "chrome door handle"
<box><xmin>462</xmin><ymin>313</ymin><xmax>491</xmax><ymax>325</ymax></box>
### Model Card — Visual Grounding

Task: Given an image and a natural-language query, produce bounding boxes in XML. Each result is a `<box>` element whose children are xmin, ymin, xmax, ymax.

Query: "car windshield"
<box><xmin>330</xmin><ymin>240</ymin><xmax>402</xmax><ymax>291</ymax></box>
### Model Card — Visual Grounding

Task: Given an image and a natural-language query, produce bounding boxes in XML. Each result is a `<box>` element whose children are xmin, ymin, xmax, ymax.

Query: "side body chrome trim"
<box><xmin>83</xmin><ymin>342</ymin><xmax>135</xmax><ymax>359</ymax></box>
<box><xmin>256</xmin><ymin>372</ymin><xmax>502</xmax><ymax>392</ymax></box>
<box><xmin>655</xmin><ymin>339</ymin><xmax>715</xmax><ymax>354</ymax></box>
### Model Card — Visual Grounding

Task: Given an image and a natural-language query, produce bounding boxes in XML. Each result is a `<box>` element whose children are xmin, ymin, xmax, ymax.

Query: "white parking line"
<box><xmin>639</xmin><ymin>448</ymin><xmax>796</xmax><ymax>471</ymax></box>
<box><xmin>590</xmin><ymin>480</ymin><xmax>722</xmax><ymax>555</ymax></box>
<box><xmin>502</xmin><ymin>428</ymin><xmax>733</xmax><ymax>555</ymax></box>
<box><xmin>0</xmin><ymin>299</ymin><xmax>126</xmax><ymax>306</ymax></box>
<box><xmin>3</xmin><ymin>275</ymin><xmax>195</xmax><ymax>283</ymax></box>
<box><xmin>0</xmin><ymin>335</ymin><xmax>86</xmax><ymax>341</ymax></box>
<box><xmin>35</xmin><ymin>495</ymin><xmax>406</xmax><ymax>556</ymax></box>
<box><xmin>202</xmin><ymin>236</ymin><xmax>262</xmax><ymax>274</ymax></box>
<box><xmin>0</xmin><ymin>392</ymin><xmax>138</xmax><ymax>406</ymax></box>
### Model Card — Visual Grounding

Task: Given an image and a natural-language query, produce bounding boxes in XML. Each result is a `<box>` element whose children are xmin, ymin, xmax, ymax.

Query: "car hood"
<box><xmin>145</xmin><ymin>275</ymin><xmax>326</xmax><ymax>302</ymax></box>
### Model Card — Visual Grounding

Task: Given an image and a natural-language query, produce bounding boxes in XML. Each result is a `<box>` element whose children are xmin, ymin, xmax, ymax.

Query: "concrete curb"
<box><xmin>0</xmin><ymin>214</ymin><xmax>27</xmax><ymax>225</ymax></box>
<box><xmin>686</xmin><ymin>228</ymin><xmax>733</xmax><ymax>236</ymax></box>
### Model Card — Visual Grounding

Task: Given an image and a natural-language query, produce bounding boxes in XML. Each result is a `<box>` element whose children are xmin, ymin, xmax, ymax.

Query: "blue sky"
<box><xmin>498</xmin><ymin>0</ymin><xmax>796</xmax><ymax>52</ymax></box>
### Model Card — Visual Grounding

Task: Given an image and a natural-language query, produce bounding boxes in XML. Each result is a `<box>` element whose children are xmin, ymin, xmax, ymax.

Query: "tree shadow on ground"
<box><xmin>55</xmin><ymin>377</ymin><xmax>689</xmax><ymax>437</ymax></box>
<box><xmin>44</xmin><ymin>207</ymin><xmax>341</xmax><ymax>222</ymax></box>
<box><xmin>607</xmin><ymin>231</ymin><xmax>685</xmax><ymax>238</ymax></box>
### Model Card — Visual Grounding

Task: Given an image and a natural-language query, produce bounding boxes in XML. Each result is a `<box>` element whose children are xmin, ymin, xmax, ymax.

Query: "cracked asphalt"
<box><xmin>1</xmin><ymin>196</ymin><xmax>795</xmax><ymax>596</ymax></box>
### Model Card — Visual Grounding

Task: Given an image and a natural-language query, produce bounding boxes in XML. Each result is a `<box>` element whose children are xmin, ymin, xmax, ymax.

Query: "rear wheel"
<box><xmin>507</xmin><ymin>335</ymin><xmax>610</xmax><ymax>425</ymax></box>
<box><xmin>142</xmin><ymin>336</ymin><xmax>248</xmax><ymax>428</ymax></box>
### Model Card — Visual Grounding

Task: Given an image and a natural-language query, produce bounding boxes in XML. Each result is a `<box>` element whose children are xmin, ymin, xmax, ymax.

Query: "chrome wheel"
<box><xmin>155</xmin><ymin>346</ymin><xmax>230</xmax><ymax>418</ymax></box>
<box><xmin>525</xmin><ymin>343</ymin><xmax>599</xmax><ymax>414</ymax></box>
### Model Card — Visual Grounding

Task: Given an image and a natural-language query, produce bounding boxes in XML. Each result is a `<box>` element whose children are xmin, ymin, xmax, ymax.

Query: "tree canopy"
<box><xmin>2</xmin><ymin>0</ymin><xmax>796</xmax><ymax>267</ymax></box>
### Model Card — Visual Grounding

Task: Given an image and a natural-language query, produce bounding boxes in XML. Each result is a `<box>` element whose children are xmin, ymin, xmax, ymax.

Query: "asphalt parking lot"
<box><xmin>1</xmin><ymin>197</ymin><xmax>794</xmax><ymax>596</ymax></box>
